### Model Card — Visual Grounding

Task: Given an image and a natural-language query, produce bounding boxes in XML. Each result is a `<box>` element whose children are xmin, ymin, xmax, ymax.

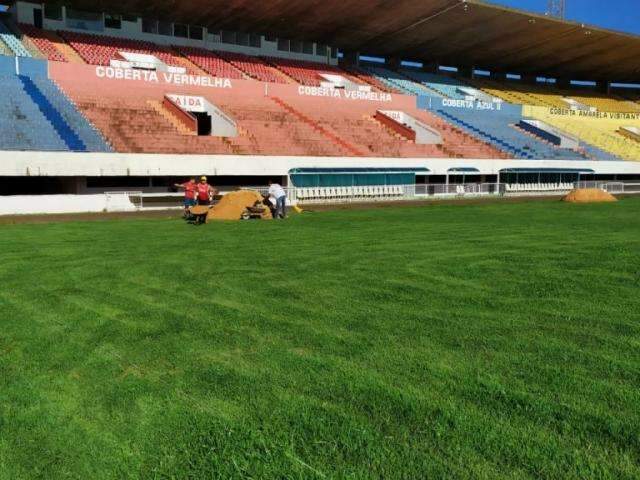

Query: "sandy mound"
<box><xmin>207</xmin><ymin>190</ymin><xmax>272</xmax><ymax>221</ymax></box>
<box><xmin>189</xmin><ymin>205</ymin><xmax>211</xmax><ymax>216</ymax></box>
<box><xmin>563</xmin><ymin>188</ymin><xmax>617</xmax><ymax>203</ymax></box>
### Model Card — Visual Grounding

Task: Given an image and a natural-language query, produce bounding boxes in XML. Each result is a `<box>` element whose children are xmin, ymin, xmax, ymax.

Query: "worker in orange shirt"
<box><xmin>175</xmin><ymin>177</ymin><xmax>197</xmax><ymax>218</ymax></box>
<box><xmin>196</xmin><ymin>176</ymin><xmax>217</xmax><ymax>206</ymax></box>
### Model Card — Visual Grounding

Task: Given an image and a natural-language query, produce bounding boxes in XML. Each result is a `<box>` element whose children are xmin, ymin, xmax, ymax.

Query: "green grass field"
<box><xmin>1</xmin><ymin>198</ymin><xmax>639</xmax><ymax>479</ymax></box>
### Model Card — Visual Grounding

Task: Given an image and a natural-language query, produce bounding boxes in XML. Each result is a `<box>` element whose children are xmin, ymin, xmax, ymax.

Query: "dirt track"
<box><xmin>0</xmin><ymin>195</ymin><xmax>575</xmax><ymax>224</ymax></box>
<box><xmin>0</xmin><ymin>210</ymin><xmax>180</xmax><ymax>225</ymax></box>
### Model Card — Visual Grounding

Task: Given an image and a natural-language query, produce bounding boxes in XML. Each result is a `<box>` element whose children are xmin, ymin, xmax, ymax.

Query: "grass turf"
<box><xmin>0</xmin><ymin>198</ymin><xmax>639</xmax><ymax>479</ymax></box>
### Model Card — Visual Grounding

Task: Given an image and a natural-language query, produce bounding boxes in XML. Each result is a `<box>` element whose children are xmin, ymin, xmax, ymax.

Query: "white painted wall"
<box><xmin>0</xmin><ymin>193</ymin><xmax>136</xmax><ymax>215</ymax></box>
<box><xmin>1</xmin><ymin>151</ymin><xmax>639</xmax><ymax>178</ymax></box>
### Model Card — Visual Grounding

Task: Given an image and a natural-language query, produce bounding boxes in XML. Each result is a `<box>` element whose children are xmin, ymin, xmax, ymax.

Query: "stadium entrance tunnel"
<box><xmin>164</xmin><ymin>94</ymin><xmax>237</xmax><ymax>137</ymax></box>
<box><xmin>288</xmin><ymin>167</ymin><xmax>430</xmax><ymax>188</ymax></box>
<box><xmin>193</xmin><ymin>111</ymin><xmax>212</xmax><ymax>136</ymax></box>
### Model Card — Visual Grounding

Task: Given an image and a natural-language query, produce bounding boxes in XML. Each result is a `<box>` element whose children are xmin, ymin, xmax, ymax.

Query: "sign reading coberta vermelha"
<box><xmin>95</xmin><ymin>66</ymin><xmax>233</xmax><ymax>88</ymax></box>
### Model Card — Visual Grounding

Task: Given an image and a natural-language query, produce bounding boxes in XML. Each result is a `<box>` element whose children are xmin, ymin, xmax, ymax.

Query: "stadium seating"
<box><xmin>0</xmin><ymin>74</ymin><xmax>74</xmax><ymax>151</ymax></box>
<box><xmin>175</xmin><ymin>46</ymin><xmax>245</xmax><ymax>79</ymax></box>
<box><xmin>399</xmin><ymin>70</ymin><xmax>468</xmax><ymax>99</ymax></box>
<box><xmin>215</xmin><ymin>51</ymin><xmax>288</xmax><ymax>83</ymax></box>
<box><xmin>363</xmin><ymin>65</ymin><xmax>436</xmax><ymax>96</ymax></box>
<box><xmin>277</xmin><ymin>93</ymin><xmax>505</xmax><ymax>158</ymax></box>
<box><xmin>17</xmin><ymin>24</ymin><xmax>86</xmax><ymax>63</ymax></box>
<box><xmin>433</xmin><ymin>103</ymin><xmax>590</xmax><ymax>160</ymax></box>
<box><xmin>0</xmin><ymin>19</ymin><xmax>31</xmax><ymax>57</ymax></box>
<box><xmin>0</xmin><ymin>23</ymin><xmax>637</xmax><ymax>162</ymax></box>
<box><xmin>58</xmin><ymin>30</ymin><xmax>187</xmax><ymax>70</ymax></box>
<box><xmin>27</xmin><ymin>75</ymin><xmax>111</xmax><ymax>151</ymax></box>
<box><xmin>469</xmin><ymin>78</ymin><xmax>567</xmax><ymax>107</ymax></box>
<box><xmin>54</xmin><ymin>70</ymin><xmax>355</xmax><ymax>156</ymax></box>
<box><xmin>49</xmin><ymin>59</ymin><xmax>504</xmax><ymax>158</ymax></box>
<box><xmin>19</xmin><ymin>75</ymin><xmax>87</xmax><ymax>150</ymax></box>
<box><xmin>0</xmin><ymin>37</ymin><xmax>10</xmax><ymax>56</ymax></box>
<box><xmin>523</xmin><ymin>105</ymin><xmax>639</xmax><ymax>160</ymax></box>
<box><xmin>339</xmin><ymin>64</ymin><xmax>399</xmax><ymax>93</ymax></box>
<box><xmin>565</xmin><ymin>92</ymin><xmax>640</xmax><ymax>113</ymax></box>
<box><xmin>505</xmin><ymin>183</ymin><xmax>574</xmax><ymax>192</ymax></box>
<box><xmin>18</xmin><ymin>24</ymin><xmax>67</xmax><ymax>62</ymax></box>
<box><xmin>296</xmin><ymin>185</ymin><xmax>406</xmax><ymax>203</ymax></box>
<box><xmin>264</xmin><ymin>57</ymin><xmax>359</xmax><ymax>87</ymax></box>
<box><xmin>470</xmin><ymin>78</ymin><xmax>640</xmax><ymax>113</ymax></box>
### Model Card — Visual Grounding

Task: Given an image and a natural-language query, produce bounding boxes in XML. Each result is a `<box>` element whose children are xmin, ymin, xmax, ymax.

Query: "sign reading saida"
<box><xmin>546</xmin><ymin>108</ymin><xmax>640</xmax><ymax>120</ymax></box>
<box><xmin>166</xmin><ymin>94</ymin><xmax>207</xmax><ymax>112</ymax></box>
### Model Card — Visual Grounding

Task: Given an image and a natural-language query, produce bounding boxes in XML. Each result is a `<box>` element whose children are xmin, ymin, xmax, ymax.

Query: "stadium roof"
<box><xmin>41</xmin><ymin>0</ymin><xmax>640</xmax><ymax>82</ymax></box>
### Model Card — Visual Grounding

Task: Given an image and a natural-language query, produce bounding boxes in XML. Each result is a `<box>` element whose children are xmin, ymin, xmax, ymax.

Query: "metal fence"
<box><xmin>277</xmin><ymin>183</ymin><xmax>508</xmax><ymax>205</ymax></box>
<box><xmin>574</xmin><ymin>181</ymin><xmax>640</xmax><ymax>194</ymax></box>
<box><xmin>112</xmin><ymin>181</ymin><xmax>640</xmax><ymax>211</ymax></box>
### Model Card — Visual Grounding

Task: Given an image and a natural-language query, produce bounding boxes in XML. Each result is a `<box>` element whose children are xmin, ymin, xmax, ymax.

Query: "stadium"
<box><xmin>0</xmin><ymin>0</ymin><xmax>639</xmax><ymax>477</ymax></box>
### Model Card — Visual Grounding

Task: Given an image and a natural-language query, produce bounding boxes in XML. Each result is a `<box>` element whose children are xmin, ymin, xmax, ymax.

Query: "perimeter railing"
<box><xmin>110</xmin><ymin>181</ymin><xmax>640</xmax><ymax>211</ymax></box>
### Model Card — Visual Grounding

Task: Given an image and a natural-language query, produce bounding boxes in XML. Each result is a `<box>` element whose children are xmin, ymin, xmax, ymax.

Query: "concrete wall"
<box><xmin>1</xmin><ymin>150</ymin><xmax>640</xmax><ymax>178</ymax></box>
<box><xmin>0</xmin><ymin>193</ymin><xmax>136</xmax><ymax>215</ymax></box>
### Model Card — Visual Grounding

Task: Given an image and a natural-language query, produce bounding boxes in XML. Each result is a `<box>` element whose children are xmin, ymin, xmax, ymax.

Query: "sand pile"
<box><xmin>190</xmin><ymin>205</ymin><xmax>211</xmax><ymax>216</ymax></box>
<box><xmin>207</xmin><ymin>190</ymin><xmax>272</xmax><ymax>221</ymax></box>
<box><xmin>563</xmin><ymin>188</ymin><xmax>617</xmax><ymax>204</ymax></box>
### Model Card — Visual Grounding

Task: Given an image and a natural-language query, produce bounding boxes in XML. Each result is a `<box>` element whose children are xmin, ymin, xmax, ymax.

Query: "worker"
<box><xmin>174</xmin><ymin>177</ymin><xmax>197</xmax><ymax>218</ymax></box>
<box><xmin>197</xmin><ymin>176</ymin><xmax>216</xmax><ymax>206</ymax></box>
<box><xmin>268</xmin><ymin>180</ymin><xmax>287</xmax><ymax>219</ymax></box>
<box><xmin>262</xmin><ymin>194</ymin><xmax>277</xmax><ymax>218</ymax></box>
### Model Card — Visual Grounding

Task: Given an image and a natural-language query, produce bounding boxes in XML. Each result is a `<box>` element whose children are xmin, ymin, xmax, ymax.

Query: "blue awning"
<box><xmin>499</xmin><ymin>168</ymin><xmax>595</xmax><ymax>174</ymax></box>
<box><xmin>448</xmin><ymin>167</ymin><xmax>480</xmax><ymax>173</ymax></box>
<box><xmin>289</xmin><ymin>167</ymin><xmax>430</xmax><ymax>174</ymax></box>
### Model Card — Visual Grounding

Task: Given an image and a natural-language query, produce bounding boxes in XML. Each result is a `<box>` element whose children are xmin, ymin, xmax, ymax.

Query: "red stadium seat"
<box><xmin>19</xmin><ymin>24</ymin><xmax>67</xmax><ymax>62</ymax></box>
<box><xmin>215</xmin><ymin>51</ymin><xmax>288</xmax><ymax>83</ymax></box>
<box><xmin>58</xmin><ymin>30</ymin><xmax>190</xmax><ymax>71</ymax></box>
<box><xmin>174</xmin><ymin>46</ymin><xmax>245</xmax><ymax>79</ymax></box>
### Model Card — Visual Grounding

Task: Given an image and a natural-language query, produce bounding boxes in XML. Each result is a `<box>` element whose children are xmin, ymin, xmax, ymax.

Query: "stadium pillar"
<box><xmin>342</xmin><ymin>51</ymin><xmax>360</xmax><ymax>66</ymax></box>
<box><xmin>557</xmin><ymin>78</ymin><xmax>571</xmax><ymax>90</ymax></box>
<box><xmin>598</xmin><ymin>80</ymin><xmax>612</xmax><ymax>95</ymax></box>
<box><xmin>458</xmin><ymin>66</ymin><xmax>475</xmax><ymax>80</ymax></box>
<box><xmin>521</xmin><ymin>74</ymin><xmax>537</xmax><ymax>85</ymax></box>
<box><xmin>422</xmin><ymin>62</ymin><xmax>439</xmax><ymax>73</ymax></box>
<box><xmin>387</xmin><ymin>57</ymin><xmax>401</xmax><ymax>71</ymax></box>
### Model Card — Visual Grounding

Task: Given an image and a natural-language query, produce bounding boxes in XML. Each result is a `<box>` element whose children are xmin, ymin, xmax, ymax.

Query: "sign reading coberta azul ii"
<box><xmin>297</xmin><ymin>85</ymin><xmax>392</xmax><ymax>102</ymax></box>
<box><xmin>441</xmin><ymin>98</ymin><xmax>502</xmax><ymax>111</ymax></box>
<box><xmin>95</xmin><ymin>66</ymin><xmax>233</xmax><ymax>88</ymax></box>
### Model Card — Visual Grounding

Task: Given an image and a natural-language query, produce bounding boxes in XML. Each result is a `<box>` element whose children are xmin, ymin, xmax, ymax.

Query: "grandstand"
<box><xmin>0</xmin><ymin>0</ymin><xmax>639</xmax><ymax>212</ymax></box>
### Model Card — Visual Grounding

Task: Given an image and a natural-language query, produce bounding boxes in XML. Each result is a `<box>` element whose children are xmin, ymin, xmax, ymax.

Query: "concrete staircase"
<box><xmin>148</xmin><ymin>100</ymin><xmax>195</xmax><ymax>135</ymax></box>
<box><xmin>47</xmin><ymin>30</ymin><xmax>87</xmax><ymax>63</ymax></box>
<box><xmin>170</xmin><ymin>49</ymin><xmax>209</xmax><ymax>76</ymax></box>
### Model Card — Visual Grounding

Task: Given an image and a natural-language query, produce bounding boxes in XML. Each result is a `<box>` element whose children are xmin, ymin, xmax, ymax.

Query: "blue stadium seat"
<box><xmin>19</xmin><ymin>75</ymin><xmax>87</xmax><ymax>151</ymax></box>
<box><xmin>0</xmin><ymin>73</ymin><xmax>111</xmax><ymax>152</ymax></box>
<box><xmin>400</xmin><ymin>70</ymin><xmax>469</xmax><ymax>99</ymax></box>
<box><xmin>0</xmin><ymin>75</ymin><xmax>68</xmax><ymax>151</ymax></box>
<box><xmin>362</xmin><ymin>65</ymin><xmax>439</xmax><ymax>97</ymax></box>
<box><xmin>432</xmin><ymin>104</ymin><xmax>589</xmax><ymax>160</ymax></box>
<box><xmin>26</xmin><ymin>76</ymin><xmax>111</xmax><ymax>152</ymax></box>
